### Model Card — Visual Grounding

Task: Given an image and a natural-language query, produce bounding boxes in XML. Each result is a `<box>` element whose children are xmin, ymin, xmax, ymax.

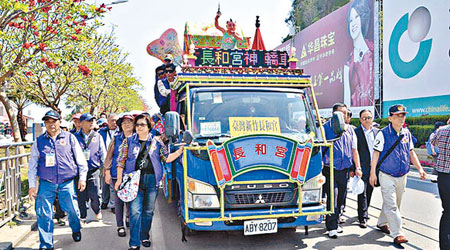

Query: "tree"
<box><xmin>283</xmin><ymin>0</ymin><xmax>350</xmax><ymax>42</ymax></box>
<box><xmin>7</xmin><ymin>75</ymin><xmax>33</xmax><ymax>141</ymax></box>
<box><xmin>65</xmin><ymin>32</ymin><xmax>143</xmax><ymax>115</ymax></box>
<box><xmin>0</xmin><ymin>0</ymin><xmax>107</xmax><ymax>141</ymax></box>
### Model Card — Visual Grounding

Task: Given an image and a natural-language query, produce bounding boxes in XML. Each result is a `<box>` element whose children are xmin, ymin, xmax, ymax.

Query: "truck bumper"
<box><xmin>185</xmin><ymin>204</ymin><xmax>325</xmax><ymax>231</ymax></box>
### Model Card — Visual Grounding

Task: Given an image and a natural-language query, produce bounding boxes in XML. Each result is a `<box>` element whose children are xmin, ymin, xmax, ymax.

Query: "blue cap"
<box><xmin>389</xmin><ymin>104</ymin><xmax>408</xmax><ymax>116</ymax></box>
<box><xmin>98</xmin><ymin>118</ymin><xmax>107</xmax><ymax>126</ymax></box>
<box><xmin>79</xmin><ymin>113</ymin><xmax>95</xmax><ymax>122</ymax></box>
<box><xmin>42</xmin><ymin>110</ymin><xmax>61</xmax><ymax>121</ymax></box>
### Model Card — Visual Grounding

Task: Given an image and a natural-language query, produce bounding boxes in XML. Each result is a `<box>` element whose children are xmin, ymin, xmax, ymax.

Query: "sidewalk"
<box><xmin>0</xmin><ymin>208</ymin><xmax>36</xmax><ymax>250</ymax></box>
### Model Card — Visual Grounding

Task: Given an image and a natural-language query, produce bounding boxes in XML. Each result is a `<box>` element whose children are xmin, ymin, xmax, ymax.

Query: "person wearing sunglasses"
<box><xmin>115</xmin><ymin>114</ymin><xmax>163</xmax><ymax>250</ymax></box>
<box><xmin>155</xmin><ymin>63</ymin><xmax>177</xmax><ymax>114</ymax></box>
<box><xmin>353</xmin><ymin>109</ymin><xmax>378</xmax><ymax>228</ymax></box>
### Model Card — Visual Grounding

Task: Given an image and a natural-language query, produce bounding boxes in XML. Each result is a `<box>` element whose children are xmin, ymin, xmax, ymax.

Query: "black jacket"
<box><xmin>355</xmin><ymin>125</ymin><xmax>379</xmax><ymax>181</ymax></box>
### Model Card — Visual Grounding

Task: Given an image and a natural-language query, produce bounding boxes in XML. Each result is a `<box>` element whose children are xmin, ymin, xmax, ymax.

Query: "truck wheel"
<box><xmin>178</xmin><ymin>200</ymin><xmax>197</xmax><ymax>238</ymax></box>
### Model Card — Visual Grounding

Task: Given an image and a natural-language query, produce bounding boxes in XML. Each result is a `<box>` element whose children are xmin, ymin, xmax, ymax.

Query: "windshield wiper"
<box><xmin>196</xmin><ymin>134</ymin><xmax>231</xmax><ymax>140</ymax></box>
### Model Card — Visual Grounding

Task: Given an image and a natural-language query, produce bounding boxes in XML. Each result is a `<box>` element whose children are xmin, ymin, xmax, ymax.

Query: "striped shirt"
<box><xmin>430</xmin><ymin>125</ymin><xmax>450</xmax><ymax>173</ymax></box>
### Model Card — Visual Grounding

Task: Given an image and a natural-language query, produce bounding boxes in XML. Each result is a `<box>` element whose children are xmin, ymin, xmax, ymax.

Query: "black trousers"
<box><xmin>76</xmin><ymin>169</ymin><xmax>101</xmax><ymax>219</ymax></box>
<box><xmin>357</xmin><ymin>177</ymin><xmax>374</xmax><ymax>223</ymax></box>
<box><xmin>323</xmin><ymin>167</ymin><xmax>349</xmax><ymax>231</ymax></box>
<box><xmin>159</xmin><ymin>97</ymin><xmax>170</xmax><ymax>115</ymax></box>
<box><xmin>53</xmin><ymin>196</ymin><xmax>65</xmax><ymax>220</ymax></box>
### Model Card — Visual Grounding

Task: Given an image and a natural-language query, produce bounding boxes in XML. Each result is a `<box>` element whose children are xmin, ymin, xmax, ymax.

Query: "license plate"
<box><xmin>243</xmin><ymin>219</ymin><xmax>277</xmax><ymax>235</ymax></box>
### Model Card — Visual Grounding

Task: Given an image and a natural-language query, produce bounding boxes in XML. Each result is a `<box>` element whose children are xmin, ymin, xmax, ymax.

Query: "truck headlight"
<box><xmin>187</xmin><ymin>178</ymin><xmax>220</xmax><ymax>209</ymax></box>
<box><xmin>301</xmin><ymin>190</ymin><xmax>321</xmax><ymax>204</ymax></box>
<box><xmin>300</xmin><ymin>174</ymin><xmax>325</xmax><ymax>204</ymax></box>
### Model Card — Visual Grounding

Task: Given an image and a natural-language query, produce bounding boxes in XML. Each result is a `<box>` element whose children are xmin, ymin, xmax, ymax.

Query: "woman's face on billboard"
<box><xmin>349</xmin><ymin>8</ymin><xmax>361</xmax><ymax>40</ymax></box>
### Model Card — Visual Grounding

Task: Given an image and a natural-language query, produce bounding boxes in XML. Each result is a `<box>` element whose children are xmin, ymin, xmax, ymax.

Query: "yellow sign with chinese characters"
<box><xmin>229</xmin><ymin>117</ymin><xmax>281</xmax><ymax>137</ymax></box>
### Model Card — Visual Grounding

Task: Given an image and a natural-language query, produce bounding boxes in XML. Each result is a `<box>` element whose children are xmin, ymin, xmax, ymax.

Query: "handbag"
<box><xmin>374</xmin><ymin>134</ymin><xmax>404</xmax><ymax>187</ymax></box>
<box><xmin>117</xmin><ymin>170</ymin><xmax>141</xmax><ymax>202</ymax></box>
<box><xmin>117</xmin><ymin>139</ymin><xmax>151</xmax><ymax>202</ymax></box>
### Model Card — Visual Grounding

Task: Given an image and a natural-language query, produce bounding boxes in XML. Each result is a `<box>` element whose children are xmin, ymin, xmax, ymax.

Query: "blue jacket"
<box><xmin>74</xmin><ymin>130</ymin><xmax>105</xmax><ymax>170</ymax></box>
<box><xmin>124</xmin><ymin>133</ymin><xmax>163</xmax><ymax>186</ymax></box>
<box><xmin>378</xmin><ymin>124</ymin><xmax>412</xmax><ymax>177</ymax></box>
<box><xmin>322</xmin><ymin>119</ymin><xmax>355</xmax><ymax>170</ymax></box>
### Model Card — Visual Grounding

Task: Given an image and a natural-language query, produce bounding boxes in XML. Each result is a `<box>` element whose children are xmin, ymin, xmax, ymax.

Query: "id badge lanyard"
<box><xmin>83</xmin><ymin>132</ymin><xmax>94</xmax><ymax>160</ymax></box>
<box><xmin>45</xmin><ymin>150</ymin><xmax>56</xmax><ymax>167</ymax></box>
<box><xmin>45</xmin><ymin>138</ymin><xmax>57</xmax><ymax>167</ymax></box>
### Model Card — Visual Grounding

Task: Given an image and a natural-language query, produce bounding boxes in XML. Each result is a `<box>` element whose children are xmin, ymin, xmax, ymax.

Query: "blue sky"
<box><xmin>27</xmin><ymin>0</ymin><xmax>292</xmax><ymax>120</ymax></box>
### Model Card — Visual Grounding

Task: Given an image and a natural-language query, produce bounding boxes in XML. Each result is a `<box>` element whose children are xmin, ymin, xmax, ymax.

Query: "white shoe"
<box><xmin>95</xmin><ymin>212</ymin><xmax>103</xmax><ymax>220</ymax></box>
<box><xmin>337</xmin><ymin>226</ymin><xmax>343</xmax><ymax>233</ymax></box>
<box><xmin>328</xmin><ymin>230</ymin><xmax>338</xmax><ymax>238</ymax></box>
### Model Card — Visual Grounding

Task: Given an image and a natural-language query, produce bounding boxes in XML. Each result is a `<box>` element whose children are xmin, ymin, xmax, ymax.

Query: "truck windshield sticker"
<box><xmin>206</xmin><ymin>134</ymin><xmax>314</xmax><ymax>188</ymax></box>
<box><xmin>213</xmin><ymin>92</ymin><xmax>223</xmax><ymax>104</ymax></box>
<box><xmin>200</xmin><ymin>121</ymin><xmax>221</xmax><ymax>136</ymax></box>
<box><xmin>229</xmin><ymin>117</ymin><xmax>280</xmax><ymax>137</ymax></box>
<box><xmin>197</xmin><ymin>92</ymin><xmax>213</xmax><ymax>101</ymax></box>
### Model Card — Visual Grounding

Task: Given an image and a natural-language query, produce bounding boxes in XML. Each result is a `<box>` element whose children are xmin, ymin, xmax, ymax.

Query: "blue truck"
<box><xmin>159</xmin><ymin>53</ymin><xmax>343</xmax><ymax>238</ymax></box>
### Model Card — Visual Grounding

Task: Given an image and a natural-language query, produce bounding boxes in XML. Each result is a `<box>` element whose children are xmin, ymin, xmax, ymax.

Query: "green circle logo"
<box><xmin>389</xmin><ymin>7</ymin><xmax>432</xmax><ymax>79</ymax></box>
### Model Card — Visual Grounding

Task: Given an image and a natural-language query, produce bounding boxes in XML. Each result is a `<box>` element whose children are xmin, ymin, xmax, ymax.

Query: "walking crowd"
<box><xmin>27</xmin><ymin>108</ymin><xmax>182</xmax><ymax>250</ymax></box>
<box><xmin>323</xmin><ymin>103</ymin><xmax>449</xmax><ymax>249</ymax></box>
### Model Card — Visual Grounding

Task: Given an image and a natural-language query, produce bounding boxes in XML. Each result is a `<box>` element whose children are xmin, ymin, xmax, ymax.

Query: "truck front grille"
<box><xmin>233</xmin><ymin>192</ymin><xmax>287</xmax><ymax>205</ymax></box>
<box><xmin>224</xmin><ymin>183</ymin><xmax>297</xmax><ymax>208</ymax></box>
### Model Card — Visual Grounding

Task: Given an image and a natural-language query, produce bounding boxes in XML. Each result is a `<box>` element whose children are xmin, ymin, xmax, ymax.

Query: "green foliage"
<box><xmin>409</xmin><ymin>125</ymin><xmax>434</xmax><ymax>147</ymax></box>
<box><xmin>285</xmin><ymin>0</ymin><xmax>350</xmax><ymax>33</ymax></box>
<box><xmin>65</xmin><ymin>31</ymin><xmax>144</xmax><ymax>114</ymax></box>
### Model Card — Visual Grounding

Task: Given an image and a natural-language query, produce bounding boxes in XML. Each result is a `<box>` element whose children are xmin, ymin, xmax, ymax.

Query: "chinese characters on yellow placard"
<box><xmin>229</xmin><ymin>117</ymin><xmax>281</xmax><ymax>137</ymax></box>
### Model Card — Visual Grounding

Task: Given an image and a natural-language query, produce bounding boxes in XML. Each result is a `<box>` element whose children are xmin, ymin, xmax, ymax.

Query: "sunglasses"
<box><xmin>135</xmin><ymin>123</ymin><xmax>148</xmax><ymax>127</ymax></box>
<box><xmin>361</xmin><ymin>116</ymin><xmax>373</xmax><ymax>121</ymax></box>
<box><xmin>165</xmin><ymin>69</ymin><xmax>175</xmax><ymax>74</ymax></box>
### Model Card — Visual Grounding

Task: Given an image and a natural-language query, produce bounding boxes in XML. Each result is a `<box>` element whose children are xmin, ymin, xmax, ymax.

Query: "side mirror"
<box><xmin>164</xmin><ymin>111</ymin><xmax>180</xmax><ymax>139</ymax></box>
<box><xmin>183</xmin><ymin>130</ymin><xmax>194</xmax><ymax>145</ymax></box>
<box><xmin>332</xmin><ymin>111</ymin><xmax>346</xmax><ymax>136</ymax></box>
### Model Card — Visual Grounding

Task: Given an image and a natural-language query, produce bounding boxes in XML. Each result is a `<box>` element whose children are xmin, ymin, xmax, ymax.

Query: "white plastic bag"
<box><xmin>350</xmin><ymin>176</ymin><xmax>365</xmax><ymax>195</ymax></box>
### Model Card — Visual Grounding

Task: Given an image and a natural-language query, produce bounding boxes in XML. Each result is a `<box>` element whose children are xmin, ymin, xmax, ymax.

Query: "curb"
<box><xmin>0</xmin><ymin>210</ymin><xmax>37</xmax><ymax>250</ymax></box>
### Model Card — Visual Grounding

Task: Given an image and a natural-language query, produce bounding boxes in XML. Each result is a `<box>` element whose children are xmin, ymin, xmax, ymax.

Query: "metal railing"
<box><xmin>0</xmin><ymin>141</ymin><xmax>33</xmax><ymax>227</ymax></box>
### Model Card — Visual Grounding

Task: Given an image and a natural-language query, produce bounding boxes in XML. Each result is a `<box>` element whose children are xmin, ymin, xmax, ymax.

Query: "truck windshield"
<box><xmin>191</xmin><ymin>90</ymin><xmax>316</xmax><ymax>142</ymax></box>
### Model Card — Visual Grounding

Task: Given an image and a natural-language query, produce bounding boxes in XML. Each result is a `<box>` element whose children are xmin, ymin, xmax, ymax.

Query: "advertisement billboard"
<box><xmin>383</xmin><ymin>0</ymin><xmax>450</xmax><ymax>117</ymax></box>
<box><xmin>275</xmin><ymin>0</ymin><xmax>375</xmax><ymax>117</ymax></box>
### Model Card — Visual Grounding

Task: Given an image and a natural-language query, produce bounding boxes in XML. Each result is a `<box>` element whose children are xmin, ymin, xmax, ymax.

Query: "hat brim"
<box><xmin>80</xmin><ymin>118</ymin><xmax>95</xmax><ymax>122</ymax></box>
<box><xmin>43</xmin><ymin>115</ymin><xmax>60</xmax><ymax>121</ymax></box>
<box><xmin>389</xmin><ymin>111</ymin><xmax>408</xmax><ymax>116</ymax></box>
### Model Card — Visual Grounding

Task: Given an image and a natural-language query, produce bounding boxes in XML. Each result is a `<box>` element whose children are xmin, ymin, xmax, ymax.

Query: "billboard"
<box><xmin>275</xmin><ymin>0</ymin><xmax>375</xmax><ymax>117</ymax></box>
<box><xmin>383</xmin><ymin>0</ymin><xmax>450</xmax><ymax>117</ymax></box>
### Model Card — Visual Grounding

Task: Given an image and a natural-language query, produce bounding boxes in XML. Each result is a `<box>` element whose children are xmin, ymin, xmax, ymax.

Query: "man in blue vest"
<box><xmin>99</xmin><ymin>113</ymin><xmax>118</xmax><ymax>210</ymax></box>
<box><xmin>74</xmin><ymin>113</ymin><xmax>107</xmax><ymax>222</ymax></box>
<box><xmin>370</xmin><ymin>104</ymin><xmax>426</xmax><ymax>245</ymax></box>
<box><xmin>28</xmin><ymin>110</ymin><xmax>88</xmax><ymax>250</ymax></box>
<box><xmin>322</xmin><ymin>103</ymin><xmax>362</xmax><ymax>238</ymax></box>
